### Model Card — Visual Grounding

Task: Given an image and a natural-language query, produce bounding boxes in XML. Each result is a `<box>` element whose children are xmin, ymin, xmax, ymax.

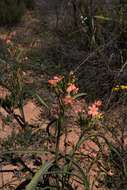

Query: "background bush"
<box><xmin>0</xmin><ymin>0</ymin><xmax>35</xmax><ymax>26</ymax></box>
<box><xmin>0</xmin><ymin>0</ymin><xmax>25</xmax><ymax>26</ymax></box>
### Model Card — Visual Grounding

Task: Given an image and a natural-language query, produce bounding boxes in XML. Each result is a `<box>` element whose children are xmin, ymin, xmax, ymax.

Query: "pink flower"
<box><xmin>88</xmin><ymin>104</ymin><xmax>99</xmax><ymax>117</ymax></box>
<box><xmin>4</xmin><ymin>37</ymin><xmax>11</xmax><ymax>44</ymax></box>
<box><xmin>66</xmin><ymin>84</ymin><xmax>79</xmax><ymax>93</ymax></box>
<box><xmin>63</xmin><ymin>95</ymin><xmax>75</xmax><ymax>105</ymax></box>
<box><xmin>88</xmin><ymin>100</ymin><xmax>103</xmax><ymax>118</ymax></box>
<box><xmin>48</xmin><ymin>76</ymin><xmax>63</xmax><ymax>86</ymax></box>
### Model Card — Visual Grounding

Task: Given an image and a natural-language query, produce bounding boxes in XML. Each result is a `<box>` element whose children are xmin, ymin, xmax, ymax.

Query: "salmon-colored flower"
<box><xmin>88</xmin><ymin>100</ymin><xmax>103</xmax><ymax>118</ymax></box>
<box><xmin>4</xmin><ymin>37</ymin><xmax>11</xmax><ymax>44</ymax></box>
<box><xmin>63</xmin><ymin>95</ymin><xmax>75</xmax><ymax>105</ymax></box>
<box><xmin>66</xmin><ymin>84</ymin><xmax>79</xmax><ymax>93</ymax></box>
<box><xmin>88</xmin><ymin>104</ymin><xmax>99</xmax><ymax>117</ymax></box>
<box><xmin>48</xmin><ymin>76</ymin><xmax>63</xmax><ymax>86</ymax></box>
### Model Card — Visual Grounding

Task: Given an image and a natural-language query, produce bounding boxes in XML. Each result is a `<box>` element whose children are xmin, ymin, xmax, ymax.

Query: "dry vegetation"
<box><xmin>0</xmin><ymin>0</ymin><xmax>127</xmax><ymax>190</ymax></box>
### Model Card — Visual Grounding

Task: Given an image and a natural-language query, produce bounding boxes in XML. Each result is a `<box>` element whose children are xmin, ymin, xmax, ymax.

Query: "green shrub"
<box><xmin>0</xmin><ymin>0</ymin><xmax>25</xmax><ymax>26</ymax></box>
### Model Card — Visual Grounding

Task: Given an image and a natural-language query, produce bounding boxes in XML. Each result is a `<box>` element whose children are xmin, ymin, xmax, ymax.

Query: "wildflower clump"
<box><xmin>48</xmin><ymin>73</ymin><xmax>79</xmax><ymax>105</ymax></box>
<box><xmin>0</xmin><ymin>31</ymin><xmax>28</xmax><ymax>64</ymax></box>
<box><xmin>48</xmin><ymin>75</ymin><xmax>103</xmax><ymax>126</ymax></box>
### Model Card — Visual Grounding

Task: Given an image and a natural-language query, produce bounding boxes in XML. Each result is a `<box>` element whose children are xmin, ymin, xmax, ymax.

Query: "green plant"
<box><xmin>24</xmin><ymin>74</ymin><xmax>104</xmax><ymax>190</ymax></box>
<box><xmin>0</xmin><ymin>35</ymin><xmax>32</xmax><ymax>129</ymax></box>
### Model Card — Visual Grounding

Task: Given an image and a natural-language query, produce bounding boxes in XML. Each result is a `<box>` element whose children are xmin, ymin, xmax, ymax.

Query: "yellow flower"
<box><xmin>95</xmin><ymin>113</ymin><xmax>103</xmax><ymax>119</ymax></box>
<box><xmin>121</xmin><ymin>85</ymin><xmax>127</xmax><ymax>90</ymax></box>
<box><xmin>112</xmin><ymin>85</ymin><xmax>127</xmax><ymax>91</ymax></box>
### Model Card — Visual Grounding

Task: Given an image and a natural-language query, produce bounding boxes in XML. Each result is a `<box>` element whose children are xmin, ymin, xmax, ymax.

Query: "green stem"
<box><xmin>55</xmin><ymin>118</ymin><xmax>61</xmax><ymax>163</ymax></box>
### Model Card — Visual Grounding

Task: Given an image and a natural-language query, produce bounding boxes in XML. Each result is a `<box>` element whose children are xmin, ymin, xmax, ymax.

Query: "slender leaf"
<box><xmin>35</xmin><ymin>94</ymin><xmax>49</xmax><ymax>109</ymax></box>
<box><xmin>25</xmin><ymin>160</ymin><xmax>54</xmax><ymax>190</ymax></box>
<box><xmin>74</xmin><ymin>93</ymin><xmax>87</xmax><ymax>99</ymax></box>
<box><xmin>65</xmin><ymin>157</ymin><xmax>89</xmax><ymax>190</ymax></box>
<box><xmin>94</xmin><ymin>15</ymin><xmax>113</xmax><ymax>21</ymax></box>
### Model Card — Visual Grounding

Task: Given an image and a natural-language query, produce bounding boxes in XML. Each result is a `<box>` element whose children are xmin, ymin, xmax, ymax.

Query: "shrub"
<box><xmin>0</xmin><ymin>0</ymin><xmax>25</xmax><ymax>26</ymax></box>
